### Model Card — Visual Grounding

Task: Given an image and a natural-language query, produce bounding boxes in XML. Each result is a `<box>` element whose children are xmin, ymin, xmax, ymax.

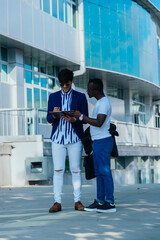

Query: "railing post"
<box><xmin>132</xmin><ymin>123</ymin><xmax>135</xmax><ymax>146</ymax></box>
<box><xmin>34</xmin><ymin>108</ymin><xmax>39</xmax><ymax>135</ymax></box>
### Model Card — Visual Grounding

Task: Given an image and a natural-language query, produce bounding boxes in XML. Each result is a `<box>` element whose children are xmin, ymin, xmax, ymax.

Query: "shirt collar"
<box><xmin>61</xmin><ymin>88</ymin><xmax>73</xmax><ymax>96</ymax></box>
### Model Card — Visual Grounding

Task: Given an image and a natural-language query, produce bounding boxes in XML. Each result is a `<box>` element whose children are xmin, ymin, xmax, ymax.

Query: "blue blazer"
<box><xmin>47</xmin><ymin>90</ymin><xmax>88</xmax><ymax>140</ymax></box>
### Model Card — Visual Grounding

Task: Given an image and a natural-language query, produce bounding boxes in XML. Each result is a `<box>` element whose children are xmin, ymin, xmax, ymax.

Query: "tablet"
<box><xmin>49</xmin><ymin>110</ymin><xmax>75</xmax><ymax>117</ymax></box>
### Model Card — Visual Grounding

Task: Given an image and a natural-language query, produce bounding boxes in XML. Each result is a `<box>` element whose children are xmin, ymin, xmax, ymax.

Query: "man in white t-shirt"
<box><xmin>74</xmin><ymin>78</ymin><xmax>116</xmax><ymax>213</ymax></box>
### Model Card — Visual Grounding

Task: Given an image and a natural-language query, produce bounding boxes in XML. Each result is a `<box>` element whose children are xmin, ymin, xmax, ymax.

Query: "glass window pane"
<box><xmin>90</xmin><ymin>34</ymin><xmax>101</xmax><ymax>68</ymax></box>
<box><xmin>1</xmin><ymin>64</ymin><xmax>7</xmax><ymax>82</ymax></box>
<box><xmin>33</xmin><ymin>74</ymin><xmax>39</xmax><ymax>85</ymax></box>
<box><xmin>59</xmin><ymin>0</ymin><xmax>64</xmax><ymax>21</ymax></box>
<box><xmin>40</xmin><ymin>0</ymin><xmax>42</xmax><ymax>10</ymax></box>
<box><xmin>41</xmin><ymin>90</ymin><xmax>47</xmax><ymax>108</ymax></box>
<box><xmin>48</xmin><ymin>77</ymin><xmax>55</xmax><ymax>89</ymax></box>
<box><xmin>52</xmin><ymin>0</ymin><xmax>57</xmax><ymax>18</ymax></box>
<box><xmin>89</xmin><ymin>4</ymin><xmax>100</xmax><ymax>35</ymax></box>
<box><xmin>115</xmin><ymin>157</ymin><xmax>125</xmax><ymax>169</ymax></box>
<box><xmin>41</xmin><ymin>111</ymin><xmax>47</xmax><ymax>123</ymax></box>
<box><xmin>33</xmin><ymin>59</ymin><xmax>39</xmax><ymax>72</ymax></box>
<box><xmin>1</xmin><ymin>48</ymin><xmax>8</xmax><ymax>62</ymax></box>
<box><xmin>34</xmin><ymin>88</ymin><xmax>40</xmax><ymax>108</ymax></box>
<box><xmin>47</xmin><ymin>65</ymin><xmax>54</xmax><ymax>76</ymax></box>
<box><xmin>43</xmin><ymin>0</ymin><xmax>50</xmax><ymax>14</ymax></box>
<box><xmin>24</xmin><ymin>57</ymin><xmax>32</xmax><ymax>70</ymax></box>
<box><xmin>39</xmin><ymin>61</ymin><xmax>46</xmax><ymax>74</ymax></box>
<box><xmin>25</xmin><ymin>70</ymin><xmax>32</xmax><ymax>84</ymax></box>
<box><xmin>73</xmin><ymin>5</ymin><xmax>76</xmax><ymax>28</ymax></box>
<box><xmin>55</xmin><ymin>67</ymin><xmax>59</xmax><ymax>77</ymax></box>
<box><xmin>27</xmin><ymin>88</ymin><xmax>32</xmax><ymax>108</ymax></box>
<box><xmin>65</xmin><ymin>2</ymin><xmax>71</xmax><ymax>25</ymax></box>
<box><xmin>40</xmin><ymin>75</ymin><xmax>47</xmax><ymax>88</ymax></box>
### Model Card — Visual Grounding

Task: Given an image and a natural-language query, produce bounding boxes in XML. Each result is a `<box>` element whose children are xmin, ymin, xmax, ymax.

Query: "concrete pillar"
<box><xmin>0</xmin><ymin>144</ymin><xmax>12</xmax><ymax>186</ymax></box>
<box><xmin>145</xmin><ymin>157</ymin><xmax>150</xmax><ymax>184</ymax></box>
<box><xmin>8</xmin><ymin>48</ymin><xmax>24</xmax><ymax>108</ymax></box>
<box><xmin>126</xmin><ymin>157</ymin><xmax>138</xmax><ymax>184</ymax></box>
<box><xmin>7</xmin><ymin>48</ymin><xmax>25</xmax><ymax>135</ymax></box>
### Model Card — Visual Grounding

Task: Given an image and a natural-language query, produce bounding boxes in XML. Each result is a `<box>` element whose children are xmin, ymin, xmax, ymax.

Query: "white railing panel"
<box><xmin>0</xmin><ymin>108</ymin><xmax>160</xmax><ymax>147</ymax></box>
<box><xmin>116</xmin><ymin>122</ymin><xmax>133</xmax><ymax>145</ymax></box>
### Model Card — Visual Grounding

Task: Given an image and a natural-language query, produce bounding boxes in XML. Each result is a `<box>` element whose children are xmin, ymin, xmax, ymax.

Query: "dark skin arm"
<box><xmin>74</xmin><ymin>111</ymin><xmax>106</xmax><ymax>127</ymax></box>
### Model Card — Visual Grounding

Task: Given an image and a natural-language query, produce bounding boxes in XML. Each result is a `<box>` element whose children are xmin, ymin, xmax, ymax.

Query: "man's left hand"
<box><xmin>62</xmin><ymin>115</ymin><xmax>77</xmax><ymax>123</ymax></box>
<box><xmin>73</xmin><ymin>111</ymin><xmax>81</xmax><ymax>119</ymax></box>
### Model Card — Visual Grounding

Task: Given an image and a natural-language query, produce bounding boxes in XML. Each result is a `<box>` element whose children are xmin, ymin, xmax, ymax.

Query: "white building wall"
<box><xmin>0</xmin><ymin>0</ymin><xmax>80</xmax><ymax>64</ymax></box>
<box><xmin>0</xmin><ymin>135</ymin><xmax>43</xmax><ymax>186</ymax></box>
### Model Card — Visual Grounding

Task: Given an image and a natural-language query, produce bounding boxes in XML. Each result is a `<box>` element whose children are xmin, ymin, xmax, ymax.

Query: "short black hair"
<box><xmin>88</xmin><ymin>78</ymin><xmax>103</xmax><ymax>93</ymax></box>
<box><xmin>58</xmin><ymin>69</ymin><xmax>73</xmax><ymax>83</ymax></box>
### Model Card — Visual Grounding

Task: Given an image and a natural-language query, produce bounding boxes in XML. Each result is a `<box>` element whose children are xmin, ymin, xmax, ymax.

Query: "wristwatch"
<box><xmin>79</xmin><ymin>114</ymin><xmax>84</xmax><ymax>121</ymax></box>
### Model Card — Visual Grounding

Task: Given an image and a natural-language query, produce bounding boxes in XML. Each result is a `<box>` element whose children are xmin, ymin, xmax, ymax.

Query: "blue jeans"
<box><xmin>93</xmin><ymin>136</ymin><xmax>114</xmax><ymax>203</ymax></box>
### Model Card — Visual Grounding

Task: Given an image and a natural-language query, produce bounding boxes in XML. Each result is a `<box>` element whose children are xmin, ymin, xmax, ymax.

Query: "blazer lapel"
<box><xmin>71</xmin><ymin>90</ymin><xmax>77</xmax><ymax>110</ymax></box>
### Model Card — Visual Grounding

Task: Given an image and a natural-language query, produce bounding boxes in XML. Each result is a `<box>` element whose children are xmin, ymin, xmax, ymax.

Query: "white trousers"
<box><xmin>52</xmin><ymin>141</ymin><xmax>82</xmax><ymax>203</ymax></box>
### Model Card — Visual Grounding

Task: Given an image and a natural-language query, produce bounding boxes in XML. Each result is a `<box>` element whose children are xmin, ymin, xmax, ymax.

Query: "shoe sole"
<box><xmin>84</xmin><ymin>208</ymin><xmax>98</xmax><ymax>212</ymax></box>
<box><xmin>75</xmin><ymin>208</ymin><xmax>84</xmax><ymax>211</ymax></box>
<box><xmin>97</xmin><ymin>208</ymin><xmax>116</xmax><ymax>213</ymax></box>
<box><xmin>49</xmin><ymin>210</ymin><xmax>61</xmax><ymax>213</ymax></box>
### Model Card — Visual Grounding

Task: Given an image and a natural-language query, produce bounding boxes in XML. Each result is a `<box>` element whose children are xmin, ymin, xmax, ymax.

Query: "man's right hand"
<box><xmin>52</xmin><ymin>107</ymin><xmax>60</xmax><ymax>119</ymax></box>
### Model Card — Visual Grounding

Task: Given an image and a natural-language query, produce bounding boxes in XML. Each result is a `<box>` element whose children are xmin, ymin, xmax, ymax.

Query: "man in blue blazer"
<box><xmin>47</xmin><ymin>69</ymin><xmax>88</xmax><ymax>213</ymax></box>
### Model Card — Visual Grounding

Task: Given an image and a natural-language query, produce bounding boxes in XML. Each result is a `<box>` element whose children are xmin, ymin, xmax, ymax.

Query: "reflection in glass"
<box><xmin>48</xmin><ymin>78</ymin><xmax>55</xmax><ymax>89</ymax></box>
<box><xmin>41</xmin><ymin>75</ymin><xmax>47</xmax><ymax>88</ymax></box>
<box><xmin>41</xmin><ymin>90</ymin><xmax>47</xmax><ymax>108</ymax></box>
<box><xmin>73</xmin><ymin>5</ymin><xmax>76</xmax><ymax>28</ymax></box>
<box><xmin>55</xmin><ymin>67</ymin><xmax>59</xmax><ymax>77</ymax></box>
<box><xmin>39</xmin><ymin>62</ymin><xmax>46</xmax><ymax>74</ymax></box>
<box><xmin>52</xmin><ymin>0</ymin><xmax>57</xmax><ymax>18</ymax></box>
<box><xmin>27</xmin><ymin>88</ymin><xmax>32</xmax><ymax>108</ymax></box>
<box><xmin>1</xmin><ymin>48</ymin><xmax>8</xmax><ymax>62</ymax></box>
<box><xmin>84</xmin><ymin>0</ymin><xmax>160</xmax><ymax>85</ymax></box>
<box><xmin>25</xmin><ymin>70</ymin><xmax>32</xmax><ymax>84</ymax></box>
<box><xmin>59</xmin><ymin>0</ymin><xmax>64</xmax><ymax>21</ymax></box>
<box><xmin>24</xmin><ymin>57</ymin><xmax>32</xmax><ymax>70</ymax></box>
<box><xmin>33</xmin><ymin>74</ymin><xmax>39</xmax><ymax>85</ymax></box>
<box><xmin>47</xmin><ymin>65</ymin><xmax>54</xmax><ymax>76</ymax></box>
<box><xmin>90</xmin><ymin>34</ymin><xmax>101</xmax><ymax>68</ymax></box>
<box><xmin>33</xmin><ymin>59</ymin><xmax>39</xmax><ymax>72</ymax></box>
<box><xmin>65</xmin><ymin>1</ymin><xmax>71</xmax><ymax>26</ymax></box>
<box><xmin>34</xmin><ymin>88</ymin><xmax>40</xmax><ymax>108</ymax></box>
<box><xmin>43</xmin><ymin>0</ymin><xmax>50</xmax><ymax>14</ymax></box>
<box><xmin>1</xmin><ymin>64</ymin><xmax>7</xmax><ymax>82</ymax></box>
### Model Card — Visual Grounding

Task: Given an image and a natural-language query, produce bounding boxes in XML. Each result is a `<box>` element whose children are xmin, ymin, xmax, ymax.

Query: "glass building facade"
<box><xmin>84</xmin><ymin>0</ymin><xmax>160</xmax><ymax>86</ymax></box>
<box><xmin>40</xmin><ymin>0</ymin><xmax>77</xmax><ymax>28</ymax></box>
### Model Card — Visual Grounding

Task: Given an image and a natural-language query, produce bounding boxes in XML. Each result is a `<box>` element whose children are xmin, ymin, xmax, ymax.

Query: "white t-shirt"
<box><xmin>90</xmin><ymin>96</ymin><xmax>111</xmax><ymax>141</ymax></box>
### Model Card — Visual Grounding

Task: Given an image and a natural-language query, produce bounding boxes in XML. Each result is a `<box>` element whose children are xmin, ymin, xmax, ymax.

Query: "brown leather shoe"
<box><xmin>49</xmin><ymin>202</ymin><xmax>61</xmax><ymax>213</ymax></box>
<box><xmin>75</xmin><ymin>201</ymin><xmax>84</xmax><ymax>211</ymax></box>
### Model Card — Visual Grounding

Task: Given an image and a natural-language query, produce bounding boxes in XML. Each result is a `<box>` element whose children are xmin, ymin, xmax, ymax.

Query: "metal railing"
<box><xmin>0</xmin><ymin>108</ymin><xmax>51</xmax><ymax>138</ymax></box>
<box><xmin>0</xmin><ymin>108</ymin><xmax>160</xmax><ymax>147</ymax></box>
<box><xmin>113</xmin><ymin>121</ymin><xmax>160</xmax><ymax>147</ymax></box>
